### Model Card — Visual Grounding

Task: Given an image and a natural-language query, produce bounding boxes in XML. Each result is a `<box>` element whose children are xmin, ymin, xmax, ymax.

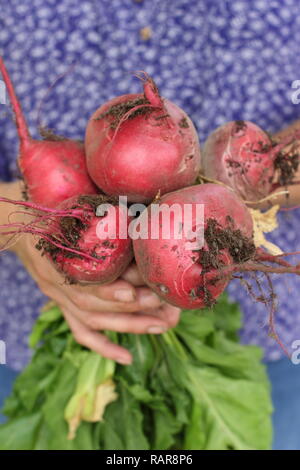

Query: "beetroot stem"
<box><xmin>0</xmin><ymin>56</ymin><xmax>30</xmax><ymax>144</ymax></box>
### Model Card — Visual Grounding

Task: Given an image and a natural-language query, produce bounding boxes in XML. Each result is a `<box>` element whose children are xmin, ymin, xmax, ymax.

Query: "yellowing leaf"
<box><xmin>67</xmin><ymin>379</ymin><xmax>118</xmax><ymax>440</ymax></box>
<box><xmin>65</xmin><ymin>353</ymin><xmax>117</xmax><ymax>440</ymax></box>
<box><xmin>83</xmin><ymin>379</ymin><xmax>117</xmax><ymax>422</ymax></box>
<box><xmin>249</xmin><ymin>205</ymin><xmax>283</xmax><ymax>255</ymax></box>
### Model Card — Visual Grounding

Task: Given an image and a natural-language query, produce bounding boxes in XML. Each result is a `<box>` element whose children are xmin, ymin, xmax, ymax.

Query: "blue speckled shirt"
<box><xmin>1</xmin><ymin>0</ymin><xmax>300</xmax><ymax>370</ymax></box>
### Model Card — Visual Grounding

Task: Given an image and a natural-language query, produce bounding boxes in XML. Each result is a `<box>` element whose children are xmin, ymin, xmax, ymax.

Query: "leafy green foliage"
<box><xmin>0</xmin><ymin>296</ymin><xmax>272</xmax><ymax>450</ymax></box>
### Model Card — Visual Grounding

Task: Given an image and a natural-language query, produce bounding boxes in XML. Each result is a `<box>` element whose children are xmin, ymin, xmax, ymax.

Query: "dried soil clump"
<box><xmin>96</xmin><ymin>97</ymin><xmax>152</xmax><ymax>129</ymax></box>
<box><xmin>198</xmin><ymin>217</ymin><xmax>256</xmax><ymax>274</ymax></box>
<box><xmin>274</xmin><ymin>148</ymin><xmax>299</xmax><ymax>187</ymax></box>
<box><xmin>192</xmin><ymin>217</ymin><xmax>256</xmax><ymax>308</ymax></box>
<box><xmin>39</xmin><ymin>126</ymin><xmax>67</xmax><ymax>142</ymax></box>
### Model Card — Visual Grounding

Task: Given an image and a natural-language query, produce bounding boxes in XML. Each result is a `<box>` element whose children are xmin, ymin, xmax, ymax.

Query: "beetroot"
<box><xmin>0</xmin><ymin>195</ymin><xmax>133</xmax><ymax>284</ymax></box>
<box><xmin>133</xmin><ymin>183</ymin><xmax>300</xmax><ymax>310</ymax></box>
<box><xmin>201</xmin><ymin>120</ymin><xmax>300</xmax><ymax>202</ymax></box>
<box><xmin>85</xmin><ymin>73</ymin><xmax>201</xmax><ymax>203</ymax></box>
<box><xmin>133</xmin><ymin>184</ymin><xmax>254</xmax><ymax>309</ymax></box>
<box><xmin>0</xmin><ymin>56</ymin><xmax>98</xmax><ymax>207</ymax></box>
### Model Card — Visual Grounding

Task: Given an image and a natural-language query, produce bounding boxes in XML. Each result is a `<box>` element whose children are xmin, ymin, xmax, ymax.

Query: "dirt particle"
<box><xmin>102</xmin><ymin>240</ymin><xmax>115</xmax><ymax>249</ymax></box>
<box><xmin>77</xmin><ymin>194</ymin><xmax>118</xmax><ymax>214</ymax></box>
<box><xmin>39</xmin><ymin>126</ymin><xmax>67</xmax><ymax>141</ymax></box>
<box><xmin>274</xmin><ymin>149</ymin><xmax>299</xmax><ymax>187</ymax></box>
<box><xmin>190</xmin><ymin>284</ymin><xmax>216</xmax><ymax>308</ymax></box>
<box><xmin>179</xmin><ymin>117</ymin><xmax>189</xmax><ymax>128</ymax></box>
<box><xmin>21</xmin><ymin>181</ymin><xmax>29</xmax><ymax>201</ymax></box>
<box><xmin>232</xmin><ymin>120</ymin><xmax>247</xmax><ymax>135</ymax></box>
<box><xmin>154</xmin><ymin>113</ymin><xmax>170</xmax><ymax>121</ymax></box>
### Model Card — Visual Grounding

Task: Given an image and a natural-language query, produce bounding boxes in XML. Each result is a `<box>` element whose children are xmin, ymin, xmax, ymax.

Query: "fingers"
<box><xmin>139</xmin><ymin>303</ymin><xmax>181</xmax><ymax>329</ymax></box>
<box><xmin>80</xmin><ymin>279</ymin><xmax>137</xmax><ymax>303</ymax></box>
<box><xmin>62</xmin><ymin>308</ymin><xmax>132</xmax><ymax>365</ymax></box>
<box><xmin>67</xmin><ymin>304</ymin><xmax>169</xmax><ymax>335</ymax></box>
<box><xmin>158</xmin><ymin>303</ymin><xmax>181</xmax><ymax>328</ymax></box>
<box><xmin>62</xmin><ymin>305</ymin><xmax>180</xmax><ymax>364</ymax></box>
<box><xmin>64</xmin><ymin>286</ymin><xmax>163</xmax><ymax>314</ymax></box>
<box><xmin>121</xmin><ymin>263</ymin><xmax>145</xmax><ymax>286</ymax></box>
<box><xmin>61</xmin><ymin>292</ymin><xmax>179</xmax><ymax>336</ymax></box>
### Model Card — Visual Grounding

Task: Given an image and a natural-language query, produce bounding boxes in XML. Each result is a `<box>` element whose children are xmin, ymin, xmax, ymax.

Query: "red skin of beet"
<box><xmin>48</xmin><ymin>197</ymin><xmax>133</xmax><ymax>284</ymax></box>
<box><xmin>85</xmin><ymin>83</ymin><xmax>201</xmax><ymax>203</ymax></box>
<box><xmin>133</xmin><ymin>184</ymin><xmax>253</xmax><ymax>309</ymax></box>
<box><xmin>0</xmin><ymin>56</ymin><xmax>98</xmax><ymax>208</ymax></box>
<box><xmin>19</xmin><ymin>139</ymin><xmax>98</xmax><ymax>208</ymax></box>
<box><xmin>202</xmin><ymin>121</ymin><xmax>274</xmax><ymax>201</ymax></box>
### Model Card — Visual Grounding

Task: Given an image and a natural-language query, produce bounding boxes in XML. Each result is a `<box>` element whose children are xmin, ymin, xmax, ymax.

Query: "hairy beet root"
<box><xmin>40</xmin><ymin>195</ymin><xmax>133</xmax><ymax>284</ymax></box>
<box><xmin>0</xmin><ymin>195</ymin><xmax>133</xmax><ymax>284</ymax></box>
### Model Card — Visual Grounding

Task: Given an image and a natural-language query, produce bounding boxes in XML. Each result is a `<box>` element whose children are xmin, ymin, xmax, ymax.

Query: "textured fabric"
<box><xmin>1</xmin><ymin>0</ymin><xmax>300</xmax><ymax>370</ymax></box>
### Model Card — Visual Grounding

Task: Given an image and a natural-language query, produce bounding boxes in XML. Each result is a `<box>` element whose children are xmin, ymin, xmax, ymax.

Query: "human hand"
<box><xmin>12</xmin><ymin>233</ymin><xmax>180</xmax><ymax>365</ymax></box>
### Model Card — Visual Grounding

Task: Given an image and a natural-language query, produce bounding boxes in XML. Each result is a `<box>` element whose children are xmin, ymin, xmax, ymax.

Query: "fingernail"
<box><xmin>140</xmin><ymin>293</ymin><xmax>161</xmax><ymax>308</ymax></box>
<box><xmin>114</xmin><ymin>289</ymin><xmax>135</xmax><ymax>302</ymax></box>
<box><xmin>116</xmin><ymin>356</ymin><xmax>132</xmax><ymax>365</ymax></box>
<box><xmin>147</xmin><ymin>326</ymin><xmax>167</xmax><ymax>334</ymax></box>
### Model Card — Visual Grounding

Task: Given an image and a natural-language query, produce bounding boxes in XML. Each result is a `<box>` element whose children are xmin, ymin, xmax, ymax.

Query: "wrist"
<box><xmin>4</xmin><ymin>180</ymin><xmax>24</xmax><ymax>200</ymax></box>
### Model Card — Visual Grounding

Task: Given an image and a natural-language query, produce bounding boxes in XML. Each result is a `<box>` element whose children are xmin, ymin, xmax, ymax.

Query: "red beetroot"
<box><xmin>85</xmin><ymin>73</ymin><xmax>201</xmax><ymax>203</ymax></box>
<box><xmin>48</xmin><ymin>196</ymin><xmax>133</xmax><ymax>284</ymax></box>
<box><xmin>0</xmin><ymin>56</ymin><xmax>97</xmax><ymax>207</ymax></box>
<box><xmin>0</xmin><ymin>195</ymin><xmax>133</xmax><ymax>284</ymax></box>
<box><xmin>201</xmin><ymin>120</ymin><xmax>300</xmax><ymax>201</ymax></box>
<box><xmin>133</xmin><ymin>183</ymin><xmax>300</xmax><ymax>310</ymax></box>
<box><xmin>133</xmin><ymin>184</ymin><xmax>254</xmax><ymax>309</ymax></box>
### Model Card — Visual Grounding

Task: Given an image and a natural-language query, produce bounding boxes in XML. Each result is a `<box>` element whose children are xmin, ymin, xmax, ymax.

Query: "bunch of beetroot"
<box><xmin>0</xmin><ymin>59</ymin><xmax>200</xmax><ymax>285</ymax></box>
<box><xmin>1</xmin><ymin>56</ymin><xmax>300</xmax><ymax>334</ymax></box>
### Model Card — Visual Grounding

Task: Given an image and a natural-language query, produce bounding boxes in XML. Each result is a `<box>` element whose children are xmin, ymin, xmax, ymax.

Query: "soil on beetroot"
<box><xmin>232</xmin><ymin>120</ymin><xmax>247</xmax><ymax>134</ymax></box>
<box><xmin>35</xmin><ymin>216</ymin><xmax>86</xmax><ymax>263</ymax></box>
<box><xmin>35</xmin><ymin>195</ymin><xmax>117</xmax><ymax>272</ymax></box>
<box><xmin>60</xmin><ymin>216</ymin><xmax>86</xmax><ymax>245</ymax></box>
<box><xmin>95</xmin><ymin>96</ymin><xmax>153</xmax><ymax>129</ymax></box>
<box><xmin>191</xmin><ymin>217</ymin><xmax>256</xmax><ymax>307</ymax></box>
<box><xmin>154</xmin><ymin>113</ymin><xmax>170</xmax><ymax>121</ymax></box>
<box><xmin>76</xmin><ymin>194</ymin><xmax>118</xmax><ymax>212</ymax></box>
<box><xmin>232</xmin><ymin>121</ymin><xmax>299</xmax><ymax>187</ymax></box>
<box><xmin>39</xmin><ymin>126</ymin><xmax>67</xmax><ymax>141</ymax></box>
<box><xmin>198</xmin><ymin>217</ymin><xmax>256</xmax><ymax>273</ymax></box>
<box><xmin>179</xmin><ymin>117</ymin><xmax>189</xmax><ymax>128</ymax></box>
<box><xmin>256</xmin><ymin>141</ymin><xmax>273</xmax><ymax>153</ymax></box>
<box><xmin>21</xmin><ymin>180</ymin><xmax>29</xmax><ymax>201</ymax></box>
<box><xmin>274</xmin><ymin>148</ymin><xmax>299</xmax><ymax>187</ymax></box>
<box><xmin>189</xmin><ymin>284</ymin><xmax>216</xmax><ymax>308</ymax></box>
